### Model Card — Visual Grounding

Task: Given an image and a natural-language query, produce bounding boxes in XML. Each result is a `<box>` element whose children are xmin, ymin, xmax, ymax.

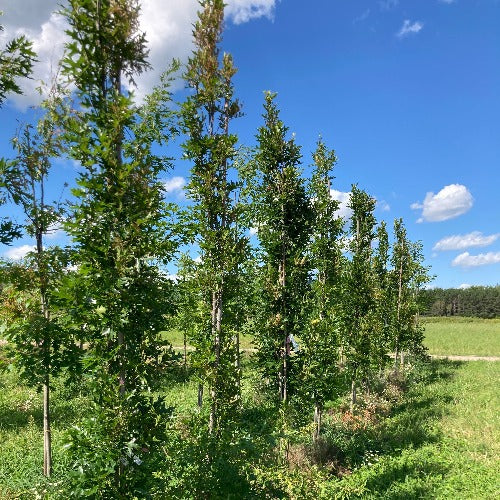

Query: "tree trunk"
<box><xmin>36</xmin><ymin>230</ymin><xmax>52</xmax><ymax>477</ymax></box>
<box><xmin>197</xmin><ymin>383</ymin><xmax>203</xmax><ymax>408</ymax></box>
<box><xmin>234</xmin><ymin>331</ymin><xmax>240</xmax><ymax>396</ymax></box>
<box><xmin>350</xmin><ymin>379</ymin><xmax>357</xmax><ymax>413</ymax></box>
<box><xmin>394</xmin><ymin>253</ymin><xmax>404</xmax><ymax>369</ymax></box>
<box><xmin>209</xmin><ymin>288</ymin><xmax>223</xmax><ymax>434</ymax></box>
<box><xmin>183</xmin><ymin>331</ymin><xmax>187</xmax><ymax>371</ymax></box>
<box><xmin>313</xmin><ymin>400</ymin><xmax>322</xmax><ymax>442</ymax></box>
<box><xmin>43</xmin><ymin>377</ymin><xmax>51</xmax><ymax>477</ymax></box>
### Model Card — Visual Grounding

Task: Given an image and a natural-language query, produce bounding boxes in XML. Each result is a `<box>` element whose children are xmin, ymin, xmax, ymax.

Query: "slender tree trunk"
<box><xmin>197</xmin><ymin>383</ymin><xmax>203</xmax><ymax>408</ymax></box>
<box><xmin>313</xmin><ymin>399</ymin><xmax>322</xmax><ymax>442</ymax></box>
<box><xmin>209</xmin><ymin>288</ymin><xmax>223</xmax><ymax>434</ymax></box>
<box><xmin>183</xmin><ymin>332</ymin><xmax>187</xmax><ymax>371</ymax></box>
<box><xmin>43</xmin><ymin>377</ymin><xmax>51</xmax><ymax>477</ymax></box>
<box><xmin>234</xmin><ymin>331</ymin><xmax>240</xmax><ymax>396</ymax></box>
<box><xmin>394</xmin><ymin>258</ymin><xmax>403</xmax><ymax>368</ymax></box>
<box><xmin>36</xmin><ymin>230</ymin><xmax>52</xmax><ymax>477</ymax></box>
<box><xmin>350</xmin><ymin>379</ymin><xmax>357</xmax><ymax>413</ymax></box>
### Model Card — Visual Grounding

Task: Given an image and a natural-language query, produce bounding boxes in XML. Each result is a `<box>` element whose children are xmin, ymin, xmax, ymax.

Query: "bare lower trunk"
<box><xmin>313</xmin><ymin>400</ymin><xmax>322</xmax><ymax>442</ymax></box>
<box><xmin>350</xmin><ymin>379</ymin><xmax>357</xmax><ymax>412</ymax></box>
<box><xmin>282</xmin><ymin>334</ymin><xmax>287</xmax><ymax>403</ymax></box>
<box><xmin>197</xmin><ymin>383</ymin><xmax>203</xmax><ymax>408</ymax></box>
<box><xmin>394</xmin><ymin>343</ymin><xmax>399</xmax><ymax>368</ymax></box>
<box><xmin>43</xmin><ymin>379</ymin><xmax>51</xmax><ymax>477</ymax></box>
<box><xmin>183</xmin><ymin>332</ymin><xmax>187</xmax><ymax>371</ymax></box>
<box><xmin>209</xmin><ymin>289</ymin><xmax>222</xmax><ymax>434</ymax></box>
<box><xmin>234</xmin><ymin>332</ymin><xmax>240</xmax><ymax>396</ymax></box>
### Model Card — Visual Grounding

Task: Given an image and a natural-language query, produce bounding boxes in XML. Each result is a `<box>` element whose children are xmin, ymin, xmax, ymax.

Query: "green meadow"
<box><xmin>1</xmin><ymin>318</ymin><xmax>499</xmax><ymax>498</ymax></box>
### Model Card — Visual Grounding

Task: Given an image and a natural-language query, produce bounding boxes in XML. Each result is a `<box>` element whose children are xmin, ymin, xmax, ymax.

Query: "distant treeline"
<box><xmin>421</xmin><ymin>285</ymin><xmax>500</xmax><ymax>319</ymax></box>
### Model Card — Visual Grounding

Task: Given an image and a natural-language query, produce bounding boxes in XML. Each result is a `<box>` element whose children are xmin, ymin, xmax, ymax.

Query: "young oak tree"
<box><xmin>390</xmin><ymin>218</ymin><xmax>429</xmax><ymax>367</ymax></box>
<box><xmin>253</xmin><ymin>92</ymin><xmax>312</xmax><ymax>406</ymax></box>
<box><xmin>181</xmin><ymin>0</ymin><xmax>246</xmax><ymax>435</ymax></box>
<box><xmin>0</xmin><ymin>108</ymin><xmax>78</xmax><ymax>477</ymax></box>
<box><xmin>341</xmin><ymin>185</ymin><xmax>378</xmax><ymax>410</ymax></box>
<box><xmin>59</xmin><ymin>0</ymin><xmax>178</xmax><ymax>493</ymax></box>
<box><xmin>371</xmin><ymin>220</ymin><xmax>393</xmax><ymax>371</ymax></box>
<box><xmin>301</xmin><ymin>139</ymin><xmax>343</xmax><ymax>441</ymax></box>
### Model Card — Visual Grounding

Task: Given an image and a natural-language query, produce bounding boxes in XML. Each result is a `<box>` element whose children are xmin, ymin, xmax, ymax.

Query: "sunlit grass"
<box><xmin>422</xmin><ymin>317</ymin><xmax>500</xmax><ymax>356</ymax></box>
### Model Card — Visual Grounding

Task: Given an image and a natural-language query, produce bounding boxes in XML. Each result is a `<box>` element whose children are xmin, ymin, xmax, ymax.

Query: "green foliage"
<box><xmin>421</xmin><ymin>285</ymin><xmax>500</xmax><ymax>319</ymax></box>
<box><xmin>181</xmin><ymin>0</ymin><xmax>247</xmax><ymax>434</ymax></box>
<box><xmin>253</xmin><ymin>92</ymin><xmax>313</xmax><ymax>402</ymax></box>
<box><xmin>57</xmin><ymin>0</ymin><xmax>179</xmax><ymax>490</ymax></box>
<box><xmin>390</xmin><ymin>218</ymin><xmax>430</xmax><ymax>362</ymax></box>
<box><xmin>0</xmin><ymin>13</ymin><xmax>36</xmax><ymax>106</ymax></box>
<box><xmin>299</xmin><ymin>140</ymin><xmax>344</xmax><ymax>428</ymax></box>
<box><xmin>341</xmin><ymin>186</ymin><xmax>378</xmax><ymax>384</ymax></box>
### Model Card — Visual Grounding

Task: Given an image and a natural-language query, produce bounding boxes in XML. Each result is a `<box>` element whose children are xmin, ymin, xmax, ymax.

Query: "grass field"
<box><xmin>422</xmin><ymin>316</ymin><xmax>500</xmax><ymax>356</ymax></box>
<box><xmin>334</xmin><ymin>359</ymin><xmax>500</xmax><ymax>499</ymax></box>
<box><xmin>1</xmin><ymin>318</ymin><xmax>498</xmax><ymax>498</ymax></box>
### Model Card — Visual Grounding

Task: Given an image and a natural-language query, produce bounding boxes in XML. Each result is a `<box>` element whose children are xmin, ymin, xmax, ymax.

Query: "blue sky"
<box><xmin>0</xmin><ymin>0</ymin><xmax>499</xmax><ymax>288</ymax></box>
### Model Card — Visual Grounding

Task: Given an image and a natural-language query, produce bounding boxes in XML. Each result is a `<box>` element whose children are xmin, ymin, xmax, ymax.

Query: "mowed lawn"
<box><xmin>422</xmin><ymin>317</ymin><xmax>500</xmax><ymax>357</ymax></box>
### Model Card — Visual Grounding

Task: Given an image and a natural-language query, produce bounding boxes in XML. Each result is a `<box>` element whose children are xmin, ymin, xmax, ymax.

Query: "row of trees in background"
<box><xmin>421</xmin><ymin>285</ymin><xmax>500</xmax><ymax>319</ymax></box>
<box><xmin>0</xmin><ymin>1</ymin><xmax>431</xmax><ymax>496</ymax></box>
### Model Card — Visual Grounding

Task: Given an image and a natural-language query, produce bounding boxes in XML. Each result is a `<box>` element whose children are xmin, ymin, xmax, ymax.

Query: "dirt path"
<box><xmin>2</xmin><ymin>340</ymin><xmax>498</xmax><ymax>361</ymax></box>
<box><xmin>429</xmin><ymin>354</ymin><xmax>500</xmax><ymax>361</ymax></box>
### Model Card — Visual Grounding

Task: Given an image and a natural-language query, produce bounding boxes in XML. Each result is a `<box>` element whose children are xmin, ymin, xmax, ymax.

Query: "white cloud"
<box><xmin>411</xmin><ymin>184</ymin><xmax>473</xmax><ymax>223</ymax></box>
<box><xmin>226</xmin><ymin>0</ymin><xmax>278</xmax><ymax>25</ymax></box>
<box><xmin>397</xmin><ymin>20</ymin><xmax>423</xmax><ymax>38</ymax></box>
<box><xmin>433</xmin><ymin>231</ymin><xmax>499</xmax><ymax>251</ymax></box>
<box><xmin>163</xmin><ymin>176</ymin><xmax>186</xmax><ymax>197</ymax></box>
<box><xmin>4</xmin><ymin>244</ymin><xmax>35</xmax><ymax>260</ymax></box>
<box><xmin>249</xmin><ymin>226</ymin><xmax>258</xmax><ymax>237</ymax></box>
<box><xmin>458</xmin><ymin>283</ymin><xmax>471</xmax><ymax>289</ymax></box>
<box><xmin>330</xmin><ymin>189</ymin><xmax>352</xmax><ymax>221</ymax></box>
<box><xmin>0</xmin><ymin>0</ymin><xmax>278</xmax><ymax>108</ymax></box>
<box><xmin>452</xmin><ymin>251</ymin><xmax>500</xmax><ymax>268</ymax></box>
<box><xmin>377</xmin><ymin>200</ymin><xmax>391</xmax><ymax>212</ymax></box>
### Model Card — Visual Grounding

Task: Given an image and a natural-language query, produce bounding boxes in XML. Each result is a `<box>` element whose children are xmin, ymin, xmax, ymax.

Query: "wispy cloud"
<box><xmin>433</xmin><ymin>231</ymin><xmax>500</xmax><ymax>251</ymax></box>
<box><xmin>452</xmin><ymin>251</ymin><xmax>500</xmax><ymax>268</ymax></box>
<box><xmin>377</xmin><ymin>200</ymin><xmax>391</xmax><ymax>212</ymax></box>
<box><xmin>226</xmin><ymin>0</ymin><xmax>279</xmax><ymax>25</ymax></box>
<box><xmin>380</xmin><ymin>0</ymin><xmax>399</xmax><ymax>11</ymax></box>
<box><xmin>397</xmin><ymin>19</ymin><xmax>424</xmax><ymax>38</ymax></box>
<box><xmin>411</xmin><ymin>184</ymin><xmax>473</xmax><ymax>223</ymax></box>
<box><xmin>439</xmin><ymin>0</ymin><xmax>455</xmax><ymax>4</ymax></box>
<box><xmin>353</xmin><ymin>9</ymin><xmax>370</xmax><ymax>24</ymax></box>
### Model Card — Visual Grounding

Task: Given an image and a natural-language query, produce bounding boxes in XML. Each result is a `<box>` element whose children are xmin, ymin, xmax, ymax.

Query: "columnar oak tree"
<box><xmin>302</xmin><ymin>139</ymin><xmax>343</xmax><ymax>440</ymax></box>
<box><xmin>60</xmin><ymin>0</ymin><xmax>177</xmax><ymax>493</ymax></box>
<box><xmin>342</xmin><ymin>185</ymin><xmax>377</xmax><ymax>410</ymax></box>
<box><xmin>182</xmin><ymin>0</ymin><xmax>245</xmax><ymax>435</ymax></box>
<box><xmin>253</xmin><ymin>92</ymin><xmax>312</xmax><ymax>405</ymax></box>
<box><xmin>391</xmin><ymin>218</ymin><xmax>429</xmax><ymax>367</ymax></box>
